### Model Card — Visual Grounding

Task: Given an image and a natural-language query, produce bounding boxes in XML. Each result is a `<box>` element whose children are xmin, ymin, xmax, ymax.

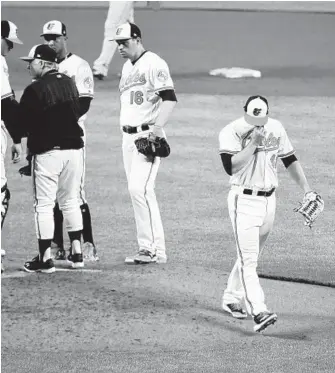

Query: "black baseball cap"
<box><xmin>111</xmin><ymin>22</ymin><xmax>142</xmax><ymax>41</ymax></box>
<box><xmin>20</xmin><ymin>44</ymin><xmax>58</xmax><ymax>63</ymax></box>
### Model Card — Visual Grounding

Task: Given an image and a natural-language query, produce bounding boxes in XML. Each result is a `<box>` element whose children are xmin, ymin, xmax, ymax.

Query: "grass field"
<box><xmin>1</xmin><ymin>5</ymin><xmax>335</xmax><ymax>373</ymax></box>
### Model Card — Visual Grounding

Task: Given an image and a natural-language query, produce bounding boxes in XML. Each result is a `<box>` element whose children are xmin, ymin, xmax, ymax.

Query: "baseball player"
<box><xmin>19</xmin><ymin>44</ymin><xmax>85</xmax><ymax>273</ymax></box>
<box><xmin>40</xmin><ymin>20</ymin><xmax>98</xmax><ymax>262</ymax></box>
<box><xmin>1</xmin><ymin>20</ymin><xmax>23</xmax><ymax>273</ymax></box>
<box><xmin>219</xmin><ymin>95</ymin><xmax>315</xmax><ymax>332</ymax></box>
<box><xmin>93</xmin><ymin>1</ymin><xmax>160</xmax><ymax>80</ymax></box>
<box><xmin>114</xmin><ymin>22</ymin><xmax>177</xmax><ymax>264</ymax></box>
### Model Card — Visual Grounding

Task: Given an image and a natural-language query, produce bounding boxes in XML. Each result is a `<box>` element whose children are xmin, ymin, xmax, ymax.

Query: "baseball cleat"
<box><xmin>71</xmin><ymin>253</ymin><xmax>84</xmax><ymax>269</ymax></box>
<box><xmin>253</xmin><ymin>312</ymin><xmax>278</xmax><ymax>332</ymax></box>
<box><xmin>82</xmin><ymin>242</ymin><xmax>99</xmax><ymax>261</ymax></box>
<box><xmin>23</xmin><ymin>258</ymin><xmax>56</xmax><ymax>274</ymax></box>
<box><xmin>134</xmin><ymin>250</ymin><xmax>157</xmax><ymax>264</ymax></box>
<box><xmin>222</xmin><ymin>303</ymin><xmax>248</xmax><ymax>319</ymax></box>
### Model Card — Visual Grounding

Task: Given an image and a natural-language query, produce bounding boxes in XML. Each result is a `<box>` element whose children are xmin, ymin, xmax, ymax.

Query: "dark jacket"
<box><xmin>19</xmin><ymin>70</ymin><xmax>84</xmax><ymax>155</ymax></box>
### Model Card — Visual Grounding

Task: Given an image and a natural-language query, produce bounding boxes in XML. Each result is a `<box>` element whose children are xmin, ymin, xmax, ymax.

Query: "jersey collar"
<box><xmin>131</xmin><ymin>50</ymin><xmax>148</xmax><ymax>65</ymax></box>
<box><xmin>58</xmin><ymin>52</ymin><xmax>72</xmax><ymax>64</ymax></box>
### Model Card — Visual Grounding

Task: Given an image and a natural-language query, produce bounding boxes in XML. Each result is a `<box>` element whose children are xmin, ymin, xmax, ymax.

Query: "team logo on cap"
<box><xmin>253</xmin><ymin>108</ymin><xmax>262</xmax><ymax>116</ymax></box>
<box><xmin>47</xmin><ymin>22</ymin><xmax>55</xmax><ymax>30</ymax></box>
<box><xmin>116</xmin><ymin>27</ymin><xmax>123</xmax><ymax>35</ymax></box>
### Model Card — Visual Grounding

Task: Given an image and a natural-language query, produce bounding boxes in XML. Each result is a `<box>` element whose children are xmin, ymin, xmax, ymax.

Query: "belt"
<box><xmin>243</xmin><ymin>188</ymin><xmax>275</xmax><ymax>197</ymax></box>
<box><xmin>122</xmin><ymin>124</ymin><xmax>151</xmax><ymax>134</ymax></box>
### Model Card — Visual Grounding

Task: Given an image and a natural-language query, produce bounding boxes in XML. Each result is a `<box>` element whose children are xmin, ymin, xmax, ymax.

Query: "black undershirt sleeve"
<box><xmin>79</xmin><ymin>97</ymin><xmax>92</xmax><ymax>117</ymax></box>
<box><xmin>281</xmin><ymin>154</ymin><xmax>297</xmax><ymax>168</ymax></box>
<box><xmin>158</xmin><ymin>89</ymin><xmax>177</xmax><ymax>102</ymax></box>
<box><xmin>220</xmin><ymin>153</ymin><xmax>233</xmax><ymax>176</ymax></box>
<box><xmin>1</xmin><ymin>97</ymin><xmax>22</xmax><ymax>143</ymax></box>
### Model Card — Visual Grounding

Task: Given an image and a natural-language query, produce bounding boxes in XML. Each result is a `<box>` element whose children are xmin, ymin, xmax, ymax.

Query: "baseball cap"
<box><xmin>20</xmin><ymin>44</ymin><xmax>58</xmax><ymax>63</ymax></box>
<box><xmin>40</xmin><ymin>20</ymin><xmax>67</xmax><ymax>37</ymax></box>
<box><xmin>111</xmin><ymin>22</ymin><xmax>142</xmax><ymax>41</ymax></box>
<box><xmin>1</xmin><ymin>20</ymin><xmax>23</xmax><ymax>44</ymax></box>
<box><xmin>244</xmin><ymin>96</ymin><xmax>269</xmax><ymax>118</ymax></box>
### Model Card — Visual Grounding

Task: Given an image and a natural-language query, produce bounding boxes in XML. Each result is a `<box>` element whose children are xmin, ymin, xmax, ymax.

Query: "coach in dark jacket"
<box><xmin>19</xmin><ymin>44</ymin><xmax>85</xmax><ymax>273</ymax></box>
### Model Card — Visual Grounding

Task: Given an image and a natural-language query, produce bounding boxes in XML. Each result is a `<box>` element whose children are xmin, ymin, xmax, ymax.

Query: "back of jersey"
<box><xmin>21</xmin><ymin>71</ymin><xmax>83</xmax><ymax>154</ymax></box>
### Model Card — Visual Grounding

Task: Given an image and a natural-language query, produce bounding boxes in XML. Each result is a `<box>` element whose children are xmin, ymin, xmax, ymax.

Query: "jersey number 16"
<box><xmin>130</xmin><ymin>91</ymin><xmax>144</xmax><ymax>105</ymax></box>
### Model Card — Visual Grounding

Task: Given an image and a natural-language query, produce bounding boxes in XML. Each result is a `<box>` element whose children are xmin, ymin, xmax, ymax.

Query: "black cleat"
<box><xmin>23</xmin><ymin>258</ymin><xmax>56</xmax><ymax>273</ymax></box>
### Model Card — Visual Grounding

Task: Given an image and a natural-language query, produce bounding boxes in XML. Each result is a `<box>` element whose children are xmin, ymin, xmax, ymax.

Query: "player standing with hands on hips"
<box><xmin>1</xmin><ymin>20</ymin><xmax>23</xmax><ymax>273</ymax></box>
<box><xmin>219</xmin><ymin>96</ymin><xmax>322</xmax><ymax>332</ymax></box>
<box><xmin>18</xmin><ymin>44</ymin><xmax>85</xmax><ymax>273</ymax></box>
<box><xmin>114</xmin><ymin>23</ymin><xmax>177</xmax><ymax>264</ymax></box>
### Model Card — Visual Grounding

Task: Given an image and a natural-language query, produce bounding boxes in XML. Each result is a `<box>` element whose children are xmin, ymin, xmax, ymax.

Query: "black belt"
<box><xmin>243</xmin><ymin>188</ymin><xmax>275</xmax><ymax>197</ymax></box>
<box><xmin>122</xmin><ymin>124</ymin><xmax>151</xmax><ymax>134</ymax></box>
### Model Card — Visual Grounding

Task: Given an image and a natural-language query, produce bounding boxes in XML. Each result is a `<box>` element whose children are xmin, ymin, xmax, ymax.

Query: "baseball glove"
<box><xmin>134</xmin><ymin>133</ymin><xmax>170</xmax><ymax>158</ymax></box>
<box><xmin>294</xmin><ymin>191</ymin><xmax>324</xmax><ymax>228</ymax></box>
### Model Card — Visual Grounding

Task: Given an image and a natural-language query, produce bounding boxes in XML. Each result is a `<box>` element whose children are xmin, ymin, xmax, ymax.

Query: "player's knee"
<box><xmin>34</xmin><ymin>199</ymin><xmax>55</xmax><ymax>214</ymax></box>
<box><xmin>59</xmin><ymin>198</ymin><xmax>80</xmax><ymax>214</ymax></box>
<box><xmin>128</xmin><ymin>183</ymin><xmax>144</xmax><ymax>198</ymax></box>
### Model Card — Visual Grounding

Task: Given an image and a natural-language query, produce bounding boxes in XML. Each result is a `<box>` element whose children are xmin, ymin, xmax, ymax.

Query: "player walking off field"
<box><xmin>219</xmin><ymin>95</ymin><xmax>318</xmax><ymax>332</ymax></box>
<box><xmin>40</xmin><ymin>20</ymin><xmax>98</xmax><ymax>262</ymax></box>
<box><xmin>1</xmin><ymin>20</ymin><xmax>23</xmax><ymax>273</ymax></box>
<box><xmin>19</xmin><ymin>44</ymin><xmax>85</xmax><ymax>273</ymax></box>
<box><xmin>114</xmin><ymin>22</ymin><xmax>177</xmax><ymax>264</ymax></box>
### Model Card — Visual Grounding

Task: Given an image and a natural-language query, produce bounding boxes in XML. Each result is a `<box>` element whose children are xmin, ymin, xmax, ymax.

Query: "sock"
<box><xmin>68</xmin><ymin>230</ymin><xmax>82</xmax><ymax>254</ymax></box>
<box><xmin>38</xmin><ymin>239</ymin><xmax>52</xmax><ymax>262</ymax></box>
<box><xmin>53</xmin><ymin>203</ymin><xmax>64</xmax><ymax>248</ymax></box>
<box><xmin>80</xmin><ymin>203</ymin><xmax>95</xmax><ymax>245</ymax></box>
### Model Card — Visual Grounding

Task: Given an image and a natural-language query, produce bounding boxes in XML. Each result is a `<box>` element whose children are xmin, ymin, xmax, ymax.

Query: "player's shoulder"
<box><xmin>144</xmin><ymin>51</ymin><xmax>169</xmax><ymax>65</ymax></box>
<box><xmin>267</xmin><ymin>117</ymin><xmax>285</xmax><ymax>131</ymax></box>
<box><xmin>220</xmin><ymin>117</ymin><xmax>245</xmax><ymax>134</ymax></box>
<box><xmin>1</xmin><ymin>55</ymin><xmax>8</xmax><ymax>72</ymax></box>
<box><xmin>65</xmin><ymin>53</ymin><xmax>91</xmax><ymax>70</ymax></box>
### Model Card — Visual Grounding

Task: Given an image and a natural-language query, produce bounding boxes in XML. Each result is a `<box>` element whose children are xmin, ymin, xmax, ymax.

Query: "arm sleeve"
<box><xmin>79</xmin><ymin>97</ymin><xmax>92</xmax><ymax>116</ymax></box>
<box><xmin>19</xmin><ymin>86</ymin><xmax>40</xmax><ymax>136</ymax></box>
<box><xmin>220</xmin><ymin>153</ymin><xmax>233</xmax><ymax>176</ymax></box>
<box><xmin>1</xmin><ymin>97</ymin><xmax>22</xmax><ymax>143</ymax></box>
<box><xmin>218</xmin><ymin>126</ymin><xmax>242</xmax><ymax>155</ymax></box>
<box><xmin>74</xmin><ymin>61</ymin><xmax>94</xmax><ymax>98</ymax></box>
<box><xmin>150</xmin><ymin>57</ymin><xmax>175</xmax><ymax>94</ymax></box>
<box><xmin>281</xmin><ymin>154</ymin><xmax>298</xmax><ymax>168</ymax></box>
<box><xmin>278</xmin><ymin>126</ymin><xmax>295</xmax><ymax>158</ymax></box>
<box><xmin>158</xmin><ymin>89</ymin><xmax>177</xmax><ymax>102</ymax></box>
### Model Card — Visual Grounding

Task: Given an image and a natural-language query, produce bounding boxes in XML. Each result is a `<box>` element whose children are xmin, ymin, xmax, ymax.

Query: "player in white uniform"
<box><xmin>219</xmin><ymin>96</ymin><xmax>314</xmax><ymax>332</ymax></box>
<box><xmin>93</xmin><ymin>1</ymin><xmax>160</xmax><ymax>80</ymax></box>
<box><xmin>1</xmin><ymin>20</ymin><xmax>23</xmax><ymax>273</ymax></box>
<box><xmin>114</xmin><ymin>23</ymin><xmax>177</xmax><ymax>264</ymax></box>
<box><xmin>40</xmin><ymin>20</ymin><xmax>98</xmax><ymax>261</ymax></box>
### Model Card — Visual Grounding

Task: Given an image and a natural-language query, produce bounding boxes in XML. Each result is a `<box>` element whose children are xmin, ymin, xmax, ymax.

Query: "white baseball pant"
<box><xmin>122</xmin><ymin>130</ymin><xmax>165</xmax><ymax>257</ymax></box>
<box><xmin>223</xmin><ymin>187</ymin><xmax>276</xmax><ymax>316</ymax></box>
<box><xmin>32</xmin><ymin>149</ymin><xmax>84</xmax><ymax>239</ymax></box>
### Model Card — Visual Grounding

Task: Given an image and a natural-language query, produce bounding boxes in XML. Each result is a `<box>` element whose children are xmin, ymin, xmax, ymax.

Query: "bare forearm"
<box><xmin>286</xmin><ymin>160</ymin><xmax>311</xmax><ymax>193</ymax></box>
<box><xmin>154</xmin><ymin>100</ymin><xmax>176</xmax><ymax>129</ymax></box>
<box><xmin>231</xmin><ymin>142</ymin><xmax>257</xmax><ymax>174</ymax></box>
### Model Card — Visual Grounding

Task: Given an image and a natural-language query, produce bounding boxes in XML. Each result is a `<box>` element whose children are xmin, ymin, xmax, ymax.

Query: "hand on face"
<box><xmin>250</xmin><ymin>126</ymin><xmax>265</xmax><ymax>146</ymax></box>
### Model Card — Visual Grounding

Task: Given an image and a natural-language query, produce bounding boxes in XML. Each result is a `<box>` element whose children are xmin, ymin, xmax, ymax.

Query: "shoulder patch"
<box><xmin>84</xmin><ymin>76</ymin><xmax>93</xmax><ymax>89</ymax></box>
<box><xmin>157</xmin><ymin>69</ymin><xmax>169</xmax><ymax>82</ymax></box>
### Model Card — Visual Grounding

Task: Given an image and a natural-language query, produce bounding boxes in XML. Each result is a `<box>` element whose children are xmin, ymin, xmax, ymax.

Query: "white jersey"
<box><xmin>1</xmin><ymin>55</ymin><xmax>13</xmax><ymax>100</ymax></box>
<box><xmin>119</xmin><ymin>51</ymin><xmax>174</xmax><ymax>127</ymax></box>
<box><xmin>219</xmin><ymin>117</ymin><xmax>295</xmax><ymax>190</ymax></box>
<box><xmin>1</xmin><ymin>55</ymin><xmax>13</xmax><ymax>134</ymax></box>
<box><xmin>58</xmin><ymin>53</ymin><xmax>94</xmax><ymax>129</ymax></box>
